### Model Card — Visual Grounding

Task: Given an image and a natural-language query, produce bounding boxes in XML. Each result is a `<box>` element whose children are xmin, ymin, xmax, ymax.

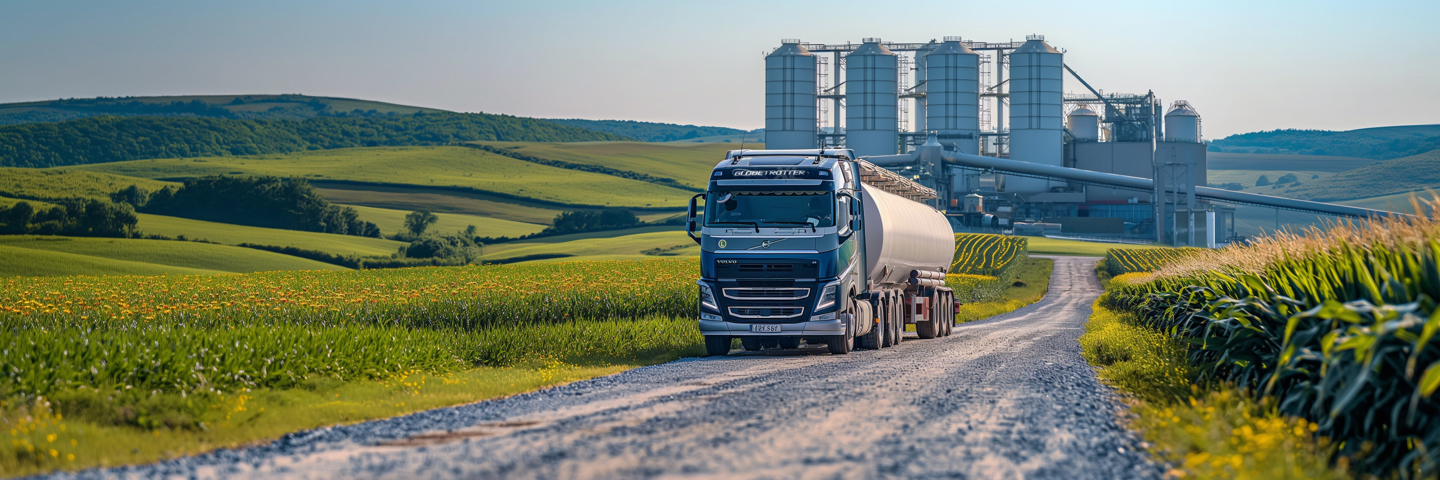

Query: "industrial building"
<box><xmin>762</xmin><ymin>35</ymin><xmax>1233</xmax><ymax>246</ymax></box>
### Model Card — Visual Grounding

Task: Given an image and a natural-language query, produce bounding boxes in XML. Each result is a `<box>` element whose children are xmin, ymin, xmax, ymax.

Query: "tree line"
<box><xmin>1209</xmin><ymin>126</ymin><xmax>1440</xmax><ymax>160</ymax></box>
<box><xmin>0</xmin><ymin>112</ymin><xmax>632</xmax><ymax>168</ymax></box>
<box><xmin>0</xmin><ymin>198</ymin><xmax>137</xmax><ymax>237</ymax></box>
<box><xmin>544</xmin><ymin>118</ymin><xmax>754</xmax><ymax>142</ymax></box>
<box><xmin>114</xmin><ymin>176</ymin><xmax>381</xmax><ymax>237</ymax></box>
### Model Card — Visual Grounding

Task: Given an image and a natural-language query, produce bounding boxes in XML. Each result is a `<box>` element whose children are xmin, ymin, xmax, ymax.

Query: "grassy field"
<box><xmin>476</xmin><ymin>141</ymin><xmax>740</xmax><ymax>188</ymax></box>
<box><xmin>1340</xmin><ymin>190</ymin><xmax>1439</xmax><ymax>214</ymax></box>
<box><xmin>1205</xmin><ymin>169</ymin><xmax>1332</xmax><ymax>193</ymax></box>
<box><xmin>478</xmin><ymin>227</ymin><xmax>697</xmax><ymax>263</ymax></box>
<box><xmin>136</xmin><ymin>213</ymin><xmax>407</xmax><ymax>257</ymax></box>
<box><xmin>1277</xmin><ymin>149</ymin><xmax>1440</xmax><ymax>200</ymax></box>
<box><xmin>69</xmin><ymin>146</ymin><xmax>695</xmax><ymax>208</ymax></box>
<box><xmin>0</xmin><ymin>167</ymin><xmax>175</xmax><ymax>201</ymax></box>
<box><xmin>0</xmin><ymin>236</ymin><xmax>345</xmax><ymax>277</ymax></box>
<box><xmin>0</xmin><ymin>259</ymin><xmax>702</xmax><ymax>475</ymax></box>
<box><xmin>1206</xmin><ymin>152</ymin><xmax>1376</xmax><ymax>172</ymax></box>
<box><xmin>953</xmin><ymin>257</ymin><xmax>1053</xmax><ymax>323</ymax></box>
<box><xmin>343</xmin><ymin>204</ymin><xmax>546</xmax><ymax>238</ymax></box>
<box><xmin>313</xmin><ymin>182</ymin><xmax>570</xmax><ymax>224</ymax></box>
<box><xmin>1024</xmin><ymin>236</ymin><xmax>1170</xmax><ymax>257</ymax></box>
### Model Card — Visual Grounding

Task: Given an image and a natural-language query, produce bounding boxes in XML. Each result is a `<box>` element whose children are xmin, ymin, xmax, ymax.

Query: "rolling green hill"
<box><xmin>1268</xmin><ymin>149</ymin><xmax>1440</xmax><ymax>200</ymax></box>
<box><xmin>342</xmin><ymin>205</ymin><xmax>545</xmax><ymax>238</ymax></box>
<box><xmin>71</xmin><ymin>146</ymin><xmax>695</xmax><ymax>208</ymax></box>
<box><xmin>0</xmin><ymin>167</ymin><xmax>177</xmax><ymax>201</ymax></box>
<box><xmin>477</xmin><ymin>226</ymin><xmax>697</xmax><ymax>264</ymax></box>
<box><xmin>544</xmin><ymin>119</ymin><xmax>750</xmax><ymax>142</ymax></box>
<box><xmin>476</xmin><ymin>141</ymin><xmax>746</xmax><ymax>189</ymax></box>
<box><xmin>135</xmin><ymin>214</ymin><xmax>407</xmax><ymax>257</ymax></box>
<box><xmin>0</xmin><ymin>236</ymin><xmax>346</xmax><ymax>276</ymax></box>
<box><xmin>0</xmin><ymin>94</ymin><xmax>446</xmax><ymax>125</ymax></box>
<box><xmin>1206</xmin><ymin>152</ymin><xmax>1376</xmax><ymax>172</ymax></box>
<box><xmin>1209</xmin><ymin>124</ymin><xmax>1440</xmax><ymax>160</ymax></box>
<box><xmin>0</xmin><ymin>113</ymin><xmax>629</xmax><ymax>168</ymax></box>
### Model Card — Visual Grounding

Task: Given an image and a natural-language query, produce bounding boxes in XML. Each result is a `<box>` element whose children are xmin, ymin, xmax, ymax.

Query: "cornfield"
<box><xmin>951</xmin><ymin>233</ymin><xmax>1027</xmax><ymax>277</ymax></box>
<box><xmin>1104</xmin><ymin>211</ymin><xmax>1440</xmax><ymax>478</ymax></box>
<box><xmin>1103</xmin><ymin>247</ymin><xmax>1201</xmax><ymax>277</ymax></box>
<box><xmin>0</xmin><ymin>259</ymin><xmax>699</xmax><ymax>398</ymax></box>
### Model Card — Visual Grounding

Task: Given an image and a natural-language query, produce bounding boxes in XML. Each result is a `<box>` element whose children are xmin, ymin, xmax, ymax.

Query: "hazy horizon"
<box><xmin>2</xmin><ymin>0</ymin><xmax>1437</xmax><ymax>138</ymax></box>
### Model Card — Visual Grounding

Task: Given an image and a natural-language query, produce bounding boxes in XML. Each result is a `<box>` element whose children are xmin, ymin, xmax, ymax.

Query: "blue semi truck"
<box><xmin>686</xmin><ymin>148</ymin><xmax>957</xmax><ymax>355</ymax></box>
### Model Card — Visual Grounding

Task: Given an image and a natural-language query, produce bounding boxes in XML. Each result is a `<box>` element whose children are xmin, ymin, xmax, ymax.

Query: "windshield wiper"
<box><xmin>707</xmin><ymin>221</ymin><xmax>760</xmax><ymax>232</ymax></box>
<box><xmin>762</xmin><ymin>221</ymin><xmax>818</xmax><ymax>232</ymax></box>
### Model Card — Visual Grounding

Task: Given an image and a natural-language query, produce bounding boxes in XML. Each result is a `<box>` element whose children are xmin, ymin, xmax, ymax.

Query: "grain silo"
<box><xmin>845</xmin><ymin>38</ymin><xmax>898</xmax><ymax>157</ymax></box>
<box><xmin>1008</xmin><ymin>35</ymin><xmax>1064</xmax><ymax>193</ymax></box>
<box><xmin>1068</xmin><ymin>106</ymin><xmax>1099</xmax><ymax>142</ymax></box>
<box><xmin>764</xmin><ymin>39</ymin><xmax>817</xmax><ymax>149</ymax></box>
<box><xmin>1164</xmin><ymin>101</ymin><xmax>1200</xmax><ymax>142</ymax></box>
<box><xmin>925</xmin><ymin>37</ymin><xmax>980</xmax><ymax>154</ymax></box>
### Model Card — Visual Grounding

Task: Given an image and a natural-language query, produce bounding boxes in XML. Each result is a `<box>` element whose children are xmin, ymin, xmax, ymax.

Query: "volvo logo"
<box><xmin>748</xmin><ymin>238</ymin><xmax>788</xmax><ymax>250</ymax></box>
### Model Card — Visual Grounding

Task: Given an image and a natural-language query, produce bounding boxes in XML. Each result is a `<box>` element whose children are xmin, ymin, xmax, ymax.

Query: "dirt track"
<box><xmin>54</xmin><ymin>256</ymin><xmax>1162</xmax><ymax>480</ymax></box>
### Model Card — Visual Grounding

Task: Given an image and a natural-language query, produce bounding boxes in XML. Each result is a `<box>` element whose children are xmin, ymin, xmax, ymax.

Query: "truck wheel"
<box><xmin>704</xmin><ymin>336</ymin><xmax>731</xmax><ymax>356</ymax></box>
<box><xmin>943</xmin><ymin>293</ymin><xmax>955</xmax><ymax>336</ymax></box>
<box><xmin>741</xmin><ymin>337</ymin><xmax>764</xmax><ymax>351</ymax></box>
<box><xmin>890</xmin><ymin>298</ymin><xmax>903</xmax><ymax>345</ymax></box>
<box><xmin>879</xmin><ymin>298</ymin><xmax>894</xmax><ymax>348</ymax></box>
<box><xmin>827</xmin><ymin>299</ymin><xmax>855</xmax><ymax>355</ymax></box>
<box><xmin>778</xmin><ymin>337</ymin><xmax>801</xmax><ymax>349</ymax></box>
<box><xmin>859</xmin><ymin>300</ymin><xmax>883</xmax><ymax>350</ymax></box>
<box><xmin>916</xmin><ymin>299</ymin><xmax>939</xmax><ymax>340</ymax></box>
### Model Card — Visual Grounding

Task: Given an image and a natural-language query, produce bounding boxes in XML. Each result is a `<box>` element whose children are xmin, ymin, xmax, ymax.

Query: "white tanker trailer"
<box><xmin>685</xmin><ymin>149</ymin><xmax>957</xmax><ymax>355</ymax></box>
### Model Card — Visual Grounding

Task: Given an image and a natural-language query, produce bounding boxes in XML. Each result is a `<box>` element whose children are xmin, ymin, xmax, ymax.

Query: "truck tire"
<box><xmin>880</xmin><ymin>297</ymin><xmax>895</xmax><ymax>348</ymax></box>
<box><xmin>704</xmin><ymin>336</ymin><xmax>731</xmax><ymax>356</ymax></box>
<box><xmin>943</xmin><ymin>293</ymin><xmax>954</xmax><ymax>336</ymax></box>
<box><xmin>890</xmin><ymin>297</ymin><xmax>903</xmax><ymax>345</ymax></box>
<box><xmin>778</xmin><ymin>337</ymin><xmax>801</xmax><ymax>349</ymax></box>
<box><xmin>827</xmin><ymin>299</ymin><xmax>855</xmax><ymax>355</ymax></box>
<box><xmin>741</xmin><ymin>337</ymin><xmax>764</xmax><ymax>351</ymax></box>
<box><xmin>859</xmin><ymin>300</ymin><xmax>883</xmax><ymax>350</ymax></box>
<box><xmin>916</xmin><ymin>296</ymin><xmax>939</xmax><ymax>340</ymax></box>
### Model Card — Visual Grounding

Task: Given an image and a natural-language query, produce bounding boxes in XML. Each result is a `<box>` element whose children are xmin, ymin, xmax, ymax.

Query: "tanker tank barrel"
<box><xmin>910</xmin><ymin>270</ymin><xmax>945</xmax><ymax>280</ymax></box>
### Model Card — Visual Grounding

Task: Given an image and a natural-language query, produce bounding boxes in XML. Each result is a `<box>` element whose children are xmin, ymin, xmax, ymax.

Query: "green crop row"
<box><xmin>1103</xmin><ymin>247</ymin><xmax>1202</xmax><ymax>277</ymax></box>
<box><xmin>1</xmin><ymin>259</ymin><xmax>699</xmax><ymax>399</ymax></box>
<box><xmin>951</xmin><ymin>233</ymin><xmax>1027</xmax><ymax>277</ymax></box>
<box><xmin>1105</xmin><ymin>232</ymin><xmax>1440</xmax><ymax>478</ymax></box>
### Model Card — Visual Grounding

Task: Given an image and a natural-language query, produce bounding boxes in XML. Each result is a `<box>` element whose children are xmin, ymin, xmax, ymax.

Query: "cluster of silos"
<box><xmin>1007</xmin><ymin>35</ymin><xmax>1064</xmax><ymax>192</ymax></box>
<box><xmin>764</xmin><ymin>40</ymin><xmax>817</xmax><ymax>149</ymax></box>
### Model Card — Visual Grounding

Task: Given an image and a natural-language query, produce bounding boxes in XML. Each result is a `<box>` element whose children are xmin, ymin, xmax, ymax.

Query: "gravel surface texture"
<box><xmin>43</xmin><ymin>256</ymin><xmax>1164</xmax><ymax>480</ymax></box>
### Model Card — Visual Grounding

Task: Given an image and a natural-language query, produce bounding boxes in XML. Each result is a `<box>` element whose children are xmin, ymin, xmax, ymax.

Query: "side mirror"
<box><xmin>850</xmin><ymin>195</ymin><xmax>862</xmax><ymax>232</ymax></box>
<box><xmin>837</xmin><ymin>193</ymin><xmax>856</xmax><ymax>238</ymax></box>
<box><xmin>687</xmin><ymin>193</ymin><xmax>704</xmax><ymax>245</ymax></box>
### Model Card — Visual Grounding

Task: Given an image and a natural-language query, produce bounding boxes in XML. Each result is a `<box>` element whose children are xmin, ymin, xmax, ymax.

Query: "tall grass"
<box><xmin>1106</xmin><ymin>201</ymin><xmax>1440</xmax><ymax>478</ymax></box>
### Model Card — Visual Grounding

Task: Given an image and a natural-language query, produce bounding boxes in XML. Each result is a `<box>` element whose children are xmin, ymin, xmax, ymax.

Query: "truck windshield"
<box><xmin>705</xmin><ymin>191</ymin><xmax>834</xmax><ymax>228</ymax></box>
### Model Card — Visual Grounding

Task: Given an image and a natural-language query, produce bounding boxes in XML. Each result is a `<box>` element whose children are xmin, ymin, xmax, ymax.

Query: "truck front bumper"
<box><xmin>697</xmin><ymin>312</ymin><xmax>844</xmax><ymax>336</ymax></box>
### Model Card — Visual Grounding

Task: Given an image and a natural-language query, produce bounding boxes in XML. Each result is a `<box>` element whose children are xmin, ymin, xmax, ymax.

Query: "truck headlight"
<box><xmin>815</xmin><ymin>281</ymin><xmax>839</xmax><ymax>312</ymax></box>
<box><xmin>697</xmin><ymin>281</ymin><xmax>719</xmax><ymax>312</ymax></box>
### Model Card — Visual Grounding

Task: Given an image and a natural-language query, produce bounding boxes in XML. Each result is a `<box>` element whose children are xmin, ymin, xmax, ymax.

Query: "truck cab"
<box><xmin>687</xmin><ymin>149</ymin><xmax>870</xmax><ymax>355</ymax></box>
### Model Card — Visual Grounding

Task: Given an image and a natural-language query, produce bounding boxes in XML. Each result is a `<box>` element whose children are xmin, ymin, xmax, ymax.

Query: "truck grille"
<box><xmin>722</xmin><ymin>288</ymin><xmax>809</xmax><ymax>300</ymax></box>
<box><xmin>727</xmin><ymin>307</ymin><xmax>805</xmax><ymax>319</ymax></box>
<box><xmin>716</xmin><ymin>261</ymin><xmax>818</xmax><ymax>279</ymax></box>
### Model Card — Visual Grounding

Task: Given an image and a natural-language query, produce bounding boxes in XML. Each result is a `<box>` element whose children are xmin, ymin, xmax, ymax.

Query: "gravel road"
<box><xmin>51</xmin><ymin>256</ymin><xmax>1164</xmax><ymax>480</ymax></box>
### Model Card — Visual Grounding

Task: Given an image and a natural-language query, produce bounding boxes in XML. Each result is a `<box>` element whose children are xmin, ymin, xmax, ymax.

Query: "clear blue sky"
<box><xmin>2</xmin><ymin>0</ymin><xmax>1436</xmax><ymax>137</ymax></box>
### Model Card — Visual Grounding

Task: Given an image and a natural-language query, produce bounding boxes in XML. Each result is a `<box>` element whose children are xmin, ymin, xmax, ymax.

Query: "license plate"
<box><xmin>750</xmin><ymin>324</ymin><xmax>782</xmax><ymax>333</ymax></box>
